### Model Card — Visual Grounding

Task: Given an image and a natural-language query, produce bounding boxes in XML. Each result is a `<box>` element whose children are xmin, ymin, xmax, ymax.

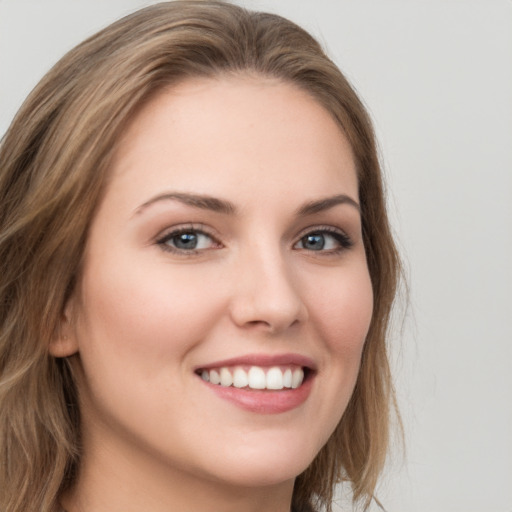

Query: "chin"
<box><xmin>209</xmin><ymin>461</ymin><xmax>306</xmax><ymax>489</ymax></box>
<box><xmin>198</xmin><ymin>436</ymin><xmax>321</xmax><ymax>489</ymax></box>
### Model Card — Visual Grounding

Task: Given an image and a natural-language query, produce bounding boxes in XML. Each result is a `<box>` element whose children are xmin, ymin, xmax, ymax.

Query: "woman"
<box><xmin>0</xmin><ymin>2</ymin><xmax>400</xmax><ymax>511</ymax></box>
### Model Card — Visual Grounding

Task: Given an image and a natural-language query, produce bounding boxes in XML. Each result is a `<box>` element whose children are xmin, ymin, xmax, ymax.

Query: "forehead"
<box><xmin>106</xmin><ymin>75</ymin><xmax>358</xmax><ymax>210</ymax></box>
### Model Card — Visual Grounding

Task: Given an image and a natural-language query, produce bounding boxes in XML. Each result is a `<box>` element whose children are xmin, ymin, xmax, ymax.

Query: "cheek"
<box><xmin>306</xmin><ymin>264</ymin><xmax>374</xmax><ymax>359</ymax></box>
<box><xmin>74</xmin><ymin>254</ymin><xmax>225</xmax><ymax>372</ymax></box>
<box><xmin>295</xmin><ymin>263</ymin><xmax>373</xmax><ymax>451</ymax></box>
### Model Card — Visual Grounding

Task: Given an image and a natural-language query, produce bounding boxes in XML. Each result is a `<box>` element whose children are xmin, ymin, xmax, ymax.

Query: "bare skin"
<box><xmin>54</xmin><ymin>75</ymin><xmax>372</xmax><ymax>512</ymax></box>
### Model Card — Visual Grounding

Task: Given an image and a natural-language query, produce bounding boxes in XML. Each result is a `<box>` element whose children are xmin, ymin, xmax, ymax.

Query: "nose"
<box><xmin>228</xmin><ymin>248</ymin><xmax>308</xmax><ymax>334</ymax></box>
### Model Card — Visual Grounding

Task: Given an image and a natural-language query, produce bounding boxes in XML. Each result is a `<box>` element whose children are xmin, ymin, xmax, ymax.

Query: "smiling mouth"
<box><xmin>196</xmin><ymin>365</ymin><xmax>310</xmax><ymax>391</ymax></box>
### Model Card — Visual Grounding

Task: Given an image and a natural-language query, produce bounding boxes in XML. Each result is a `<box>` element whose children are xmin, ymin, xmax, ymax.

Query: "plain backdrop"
<box><xmin>1</xmin><ymin>1</ymin><xmax>511</xmax><ymax>511</ymax></box>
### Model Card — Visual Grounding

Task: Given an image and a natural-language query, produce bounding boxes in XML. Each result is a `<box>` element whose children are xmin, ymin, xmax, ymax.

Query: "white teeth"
<box><xmin>283</xmin><ymin>368</ymin><xmax>292</xmax><ymax>388</ymax></box>
<box><xmin>209</xmin><ymin>369</ymin><xmax>221</xmax><ymax>385</ymax></box>
<box><xmin>248</xmin><ymin>366</ymin><xmax>266</xmax><ymax>389</ymax></box>
<box><xmin>201</xmin><ymin>366</ymin><xmax>306</xmax><ymax>391</ymax></box>
<box><xmin>220</xmin><ymin>367</ymin><xmax>233</xmax><ymax>387</ymax></box>
<box><xmin>233</xmin><ymin>367</ymin><xmax>249</xmax><ymax>388</ymax></box>
<box><xmin>291</xmin><ymin>368</ymin><xmax>304</xmax><ymax>389</ymax></box>
<box><xmin>266</xmin><ymin>367</ymin><xmax>284</xmax><ymax>390</ymax></box>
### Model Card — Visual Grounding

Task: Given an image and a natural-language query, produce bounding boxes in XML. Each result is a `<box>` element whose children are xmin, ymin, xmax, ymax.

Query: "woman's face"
<box><xmin>65</xmin><ymin>76</ymin><xmax>373</xmax><ymax>492</ymax></box>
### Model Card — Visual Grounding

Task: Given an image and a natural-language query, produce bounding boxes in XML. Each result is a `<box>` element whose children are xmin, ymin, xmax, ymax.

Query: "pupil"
<box><xmin>304</xmin><ymin>233</ymin><xmax>324</xmax><ymax>250</ymax></box>
<box><xmin>175</xmin><ymin>232</ymin><xmax>197</xmax><ymax>249</ymax></box>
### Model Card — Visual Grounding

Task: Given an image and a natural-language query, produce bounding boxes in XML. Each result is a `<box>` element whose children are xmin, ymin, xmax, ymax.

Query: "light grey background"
<box><xmin>1</xmin><ymin>1</ymin><xmax>511</xmax><ymax>511</ymax></box>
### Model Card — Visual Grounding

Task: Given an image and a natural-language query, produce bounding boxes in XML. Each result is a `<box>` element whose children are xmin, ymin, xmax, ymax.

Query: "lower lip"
<box><xmin>200</xmin><ymin>375</ymin><xmax>314</xmax><ymax>414</ymax></box>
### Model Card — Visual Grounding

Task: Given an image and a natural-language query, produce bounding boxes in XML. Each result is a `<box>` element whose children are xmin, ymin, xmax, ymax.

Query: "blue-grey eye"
<box><xmin>173</xmin><ymin>232</ymin><xmax>198</xmax><ymax>249</ymax></box>
<box><xmin>294</xmin><ymin>230</ymin><xmax>352</xmax><ymax>251</ymax></box>
<box><xmin>301</xmin><ymin>233</ymin><xmax>327</xmax><ymax>250</ymax></box>
<box><xmin>161</xmin><ymin>231</ymin><xmax>215</xmax><ymax>251</ymax></box>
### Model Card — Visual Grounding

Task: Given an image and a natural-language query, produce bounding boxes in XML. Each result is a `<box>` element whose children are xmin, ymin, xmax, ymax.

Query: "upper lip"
<box><xmin>195</xmin><ymin>353</ymin><xmax>317</xmax><ymax>371</ymax></box>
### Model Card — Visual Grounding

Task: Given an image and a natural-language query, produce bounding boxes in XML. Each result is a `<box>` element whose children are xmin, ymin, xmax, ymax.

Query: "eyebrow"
<box><xmin>134</xmin><ymin>191</ymin><xmax>360</xmax><ymax>217</ymax></box>
<box><xmin>134</xmin><ymin>192</ymin><xmax>237</xmax><ymax>215</ymax></box>
<box><xmin>296</xmin><ymin>194</ymin><xmax>360</xmax><ymax>216</ymax></box>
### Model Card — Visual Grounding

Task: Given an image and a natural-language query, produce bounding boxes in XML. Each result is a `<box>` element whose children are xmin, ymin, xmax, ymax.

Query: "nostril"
<box><xmin>230</xmin><ymin>299</ymin><xmax>307</xmax><ymax>334</ymax></box>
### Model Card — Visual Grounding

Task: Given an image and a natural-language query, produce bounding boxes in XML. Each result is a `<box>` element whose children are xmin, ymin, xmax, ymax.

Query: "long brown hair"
<box><xmin>0</xmin><ymin>2</ymin><xmax>401</xmax><ymax>510</ymax></box>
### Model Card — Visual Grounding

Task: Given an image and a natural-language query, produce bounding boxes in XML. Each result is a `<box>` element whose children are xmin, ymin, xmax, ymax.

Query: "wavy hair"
<box><xmin>0</xmin><ymin>2</ymin><xmax>401</xmax><ymax>511</ymax></box>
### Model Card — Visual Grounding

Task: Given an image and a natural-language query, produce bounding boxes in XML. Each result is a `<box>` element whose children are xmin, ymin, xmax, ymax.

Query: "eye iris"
<box><xmin>173</xmin><ymin>232</ymin><xmax>197</xmax><ymax>249</ymax></box>
<box><xmin>303</xmin><ymin>233</ymin><xmax>325</xmax><ymax>250</ymax></box>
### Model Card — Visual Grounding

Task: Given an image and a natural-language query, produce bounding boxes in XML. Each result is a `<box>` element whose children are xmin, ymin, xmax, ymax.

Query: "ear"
<box><xmin>49</xmin><ymin>300</ymin><xmax>79</xmax><ymax>358</ymax></box>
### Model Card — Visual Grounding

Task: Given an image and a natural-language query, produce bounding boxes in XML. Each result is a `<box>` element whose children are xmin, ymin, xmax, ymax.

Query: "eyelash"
<box><xmin>293</xmin><ymin>226</ymin><xmax>353</xmax><ymax>254</ymax></box>
<box><xmin>155</xmin><ymin>225</ymin><xmax>353</xmax><ymax>256</ymax></box>
<box><xmin>156</xmin><ymin>224</ymin><xmax>221</xmax><ymax>255</ymax></box>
